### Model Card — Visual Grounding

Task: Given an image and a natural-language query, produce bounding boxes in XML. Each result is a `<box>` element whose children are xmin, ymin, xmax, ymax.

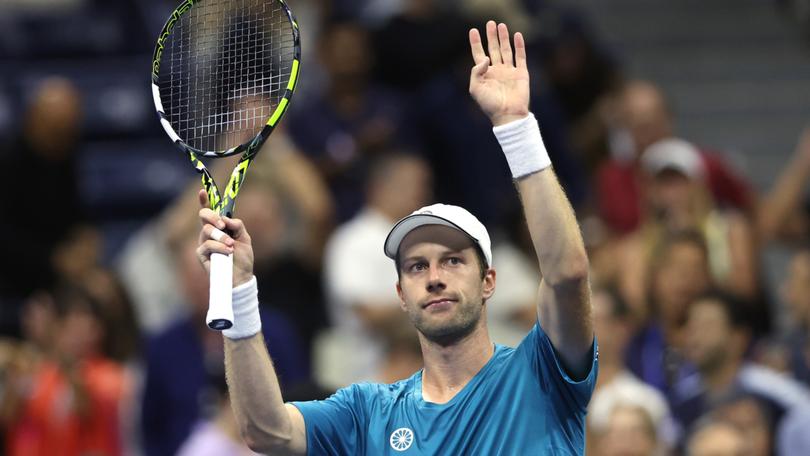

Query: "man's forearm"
<box><xmin>516</xmin><ymin>169</ymin><xmax>589</xmax><ymax>287</ymax></box>
<box><xmin>224</xmin><ymin>333</ymin><xmax>295</xmax><ymax>451</ymax></box>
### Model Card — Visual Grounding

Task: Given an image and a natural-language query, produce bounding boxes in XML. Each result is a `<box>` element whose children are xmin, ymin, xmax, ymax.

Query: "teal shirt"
<box><xmin>292</xmin><ymin>323</ymin><xmax>598</xmax><ymax>455</ymax></box>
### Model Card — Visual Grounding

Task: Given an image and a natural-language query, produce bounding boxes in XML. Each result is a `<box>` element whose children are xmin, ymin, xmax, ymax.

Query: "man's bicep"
<box><xmin>285</xmin><ymin>403</ymin><xmax>308</xmax><ymax>455</ymax></box>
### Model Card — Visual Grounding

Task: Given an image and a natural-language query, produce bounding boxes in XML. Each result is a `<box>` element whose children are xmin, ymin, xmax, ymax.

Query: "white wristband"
<box><xmin>222</xmin><ymin>276</ymin><xmax>261</xmax><ymax>340</ymax></box>
<box><xmin>492</xmin><ymin>113</ymin><xmax>551</xmax><ymax>179</ymax></box>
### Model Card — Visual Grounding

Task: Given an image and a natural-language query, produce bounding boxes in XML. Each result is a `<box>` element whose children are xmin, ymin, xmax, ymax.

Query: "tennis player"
<box><xmin>196</xmin><ymin>21</ymin><xmax>596</xmax><ymax>455</ymax></box>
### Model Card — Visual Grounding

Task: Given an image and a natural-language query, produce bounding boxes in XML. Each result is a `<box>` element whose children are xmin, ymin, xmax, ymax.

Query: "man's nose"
<box><xmin>426</xmin><ymin>265</ymin><xmax>445</xmax><ymax>293</ymax></box>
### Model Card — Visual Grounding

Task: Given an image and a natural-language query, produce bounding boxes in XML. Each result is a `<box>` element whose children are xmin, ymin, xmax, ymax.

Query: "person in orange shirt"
<box><xmin>5</xmin><ymin>284</ymin><xmax>127</xmax><ymax>456</ymax></box>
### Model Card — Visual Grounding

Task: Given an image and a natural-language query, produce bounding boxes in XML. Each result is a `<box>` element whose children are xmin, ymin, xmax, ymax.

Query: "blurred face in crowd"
<box><xmin>645</xmin><ymin>169</ymin><xmax>706</xmax><ymax>230</ymax></box>
<box><xmin>319</xmin><ymin>23</ymin><xmax>371</xmax><ymax>83</ymax></box>
<box><xmin>396</xmin><ymin>225</ymin><xmax>495</xmax><ymax>345</ymax></box>
<box><xmin>688</xmin><ymin>422</ymin><xmax>747</xmax><ymax>456</ymax></box>
<box><xmin>591</xmin><ymin>290</ymin><xmax>630</xmax><ymax>362</ymax></box>
<box><xmin>54</xmin><ymin>299</ymin><xmax>103</xmax><ymax>361</ymax></box>
<box><xmin>25</xmin><ymin>77</ymin><xmax>83</xmax><ymax>160</ymax></box>
<box><xmin>237</xmin><ymin>186</ymin><xmax>286</xmax><ymax>261</ymax></box>
<box><xmin>598</xmin><ymin>405</ymin><xmax>658</xmax><ymax>456</ymax></box>
<box><xmin>683</xmin><ymin>298</ymin><xmax>745</xmax><ymax>375</ymax></box>
<box><xmin>781</xmin><ymin>250</ymin><xmax>810</xmax><ymax>328</ymax></box>
<box><xmin>617</xmin><ymin>81</ymin><xmax>672</xmax><ymax>156</ymax></box>
<box><xmin>370</xmin><ymin>155</ymin><xmax>433</xmax><ymax>221</ymax></box>
<box><xmin>177</xmin><ymin>237</ymin><xmax>210</xmax><ymax>318</ymax></box>
<box><xmin>714</xmin><ymin>398</ymin><xmax>772</xmax><ymax>456</ymax></box>
<box><xmin>652</xmin><ymin>238</ymin><xmax>711</xmax><ymax>329</ymax></box>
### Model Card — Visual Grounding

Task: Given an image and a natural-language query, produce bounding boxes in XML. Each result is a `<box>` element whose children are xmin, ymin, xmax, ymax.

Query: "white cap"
<box><xmin>384</xmin><ymin>203</ymin><xmax>492</xmax><ymax>267</ymax></box>
<box><xmin>641</xmin><ymin>137</ymin><xmax>704</xmax><ymax>180</ymax></box>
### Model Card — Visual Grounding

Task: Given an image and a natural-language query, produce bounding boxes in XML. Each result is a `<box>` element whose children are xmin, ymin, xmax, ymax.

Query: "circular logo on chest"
<box><xmin>389</xmin><ymin>427</ymin><xmax>414</xmax><ymax>451</ymax></box>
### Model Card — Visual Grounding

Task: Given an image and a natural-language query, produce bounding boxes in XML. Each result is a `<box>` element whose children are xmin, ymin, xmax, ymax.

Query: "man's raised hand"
<box><xmin>469</xmin><ymin>21</ymin><xmax>530</xmax><ymax>127</ymax></box>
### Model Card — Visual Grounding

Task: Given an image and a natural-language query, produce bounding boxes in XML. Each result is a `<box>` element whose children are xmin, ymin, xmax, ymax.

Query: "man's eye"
<box><xmin>447</xmin><ymin>257</ymin><xmax>461</xmax><ymax>265</ymax></box>
<box><xmin>410</xmin><ymin>263</ymin><xmax>427</xmax><ymax>272</ymax></box>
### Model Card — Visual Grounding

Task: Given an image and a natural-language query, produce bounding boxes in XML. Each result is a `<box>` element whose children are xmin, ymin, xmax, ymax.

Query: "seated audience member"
<box><xmin>288</xmin><ymin>19</ymin><xmax>408</xmax><ymax>221</ymax></box>
<box><xmin>177</xmin><ymin>359</ymin><xmax>259</xmax><ymax>456</ymax></box>
<box><xmin>596</xmin><ymin>80</ymin><xmax>754</xmax><ymax>235</ymax></box>
<box><xmin>686</xmin><ymin>420</ymin><xmax>747</xmax><ymax>456</ymax></box>
<box><xmin>587</xmin><ymin>288</ymin><xmax>677</xmax><ymax>449</ymax></box>
<box><xmin>780</xmin><ymin>248</ymin><xmax>810</xmax><ymax>385</ymax></box>
<box><xmin>594</xmin><ymin>405</ymin><xmax>660</xmax><ymax>456</ymax></box>
<box><xmin>623</xmin><ymin>230</ymin><xmax>710</xmax><ymax>392</ymax></box>
<box><xmin>710</xmin><ymin>393</ymin><xmax>775</xmax><ymax>456</ymax></box>
<box><xmin>674</xmin><ymin>291</ymin><xmax>810</xmax><ymax>452</ymax></box>
<box><xmin>4</xmin><ymin>285</ymin><xmax>128</xmax><ymax>456</ymax></box>
<box><xmin>616</xmin><ymin>138</ymin><xmax>759</xmax><ymax>318</ymax></box>
<box><xmin>319</xmin><ymin>152</ymin><xmax>431</xmax><ymax>387</ymax></box>
<box><xmin>140</xmin><ymin>232</ymin><xmax>307</xmax><ymax>456</ymax></box>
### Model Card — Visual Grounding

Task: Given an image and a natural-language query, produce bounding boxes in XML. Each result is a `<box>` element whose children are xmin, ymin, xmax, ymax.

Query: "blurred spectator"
<box><xmin>176</xmin><ymin>356</ymin><xmax>258</xmax><ymax>456</ymax></box>
<box><xmin>375</xmin><ymin>324</ymin><xmax>422</xmax><ymax>384</ymax></box>
<box><xmin>140</xmin><ymin>234</ymin><xmax>307</xmax><ymax>456</ymax></box>
<box><xmin>593</xmin><ymin>405</ymin><xmax>660</xmax><ymax>456</ymax></box>
<box><xmin>674</xmin><ymin>291</ymin><xmax>810</xmax><ymax>452</ymax></box>
<box><xmin>0</xmin><ymin>77</ymin><xmax>85</xmax><ymax>334</ymax></box>
<box><xmin>4</xmin><ymin>284</ymin><xmax>129</xmax><ymax>456</ymax></box>
<box><xmin>686</xmin><ymin>420</ymin><xmax>747</xmax><ymax>456</ymax></box>
<box><xmin>486</xmin><ymin>211</ymin><xmax>540</xmax><ymax>347</ymax></box>
<box><xmin>288</xmin><ymin>19</ymin><xmax>408</xmax><ymax>221</ymax></box>
<box><xmin>615</xmin><ymin>139</ymin><xmax>759</xmax><ymax>316</ymax></box>
<box><xmin>757</xmin><ymin>127</ymin><xmax>810</xmax><ymax>244</ymax></box>
<box><xmin>372</xmin><ymin>0</ymin><xmax>472</xmax><ymax>91</ymax></box>
<box><xmin>596</xmin><ymin>80</ymin><xmax>754</xmax><ymax>235</ymax></box>
<box><xmin>623</xmin><ymin>230</ymin><xmax>710</xmax><ymax>393</ymax></box>
<box><xmin>710</xmin><ymin>393</ymin><xmax>774</xmax><ymax>456</ymax></box>
<box><xmin>318</xmin><ymin>152</ymin><xmax>431</xmax><ymax>387</ymax></box>
<box><xmin>779</xmin><ymin>248</ymin><xmax>810</xmax><ymax>385</ymax></box>
<box><xmin>587</xmin><ymin>288</ymin><xmax>677</xmax><ymax>450</ymax></box>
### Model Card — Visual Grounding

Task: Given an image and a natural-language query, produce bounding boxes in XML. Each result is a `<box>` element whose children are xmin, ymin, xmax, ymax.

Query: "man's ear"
<box><xmin>396</xmin><ymin>282</ymin><xmax>407</xmax><ymax>312</ymax></box>
<box><xmin>482</xmin><ymin>268</ymin><xmax>496</xmax><ymax>300</ymax></box>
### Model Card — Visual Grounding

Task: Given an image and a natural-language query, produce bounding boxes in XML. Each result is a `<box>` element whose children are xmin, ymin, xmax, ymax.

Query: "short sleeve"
<box><xmin>290</xmin><ymin>384</ymin><xmax>369</xmax><ymax>455</ymax></box>
<box><xmin>517</xmin><ymin>323</ymin><xmax>598</xmax><ymax>411</ymax></box>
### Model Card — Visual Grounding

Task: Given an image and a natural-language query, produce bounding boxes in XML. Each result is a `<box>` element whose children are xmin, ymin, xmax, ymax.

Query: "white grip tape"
<box><xmin>492</xmin><ymin>113</ymin><xmax>552</xmax><ymax>179</ymax></box>
<box><xmin>207</xmin><ymin>252</ymin><xmax>234</xmax><ymax>330</ymax></box>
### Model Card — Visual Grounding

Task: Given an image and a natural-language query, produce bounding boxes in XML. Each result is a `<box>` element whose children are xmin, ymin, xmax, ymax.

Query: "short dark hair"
<box><xmin>394</xmin><ymin>242</ymin><xmax>488</xmax><ymax>280</ymax></box>
<box><xmin>692</xmin><ymin>290</ymin><xmax>754</xmax><ymax>331</ymax></box>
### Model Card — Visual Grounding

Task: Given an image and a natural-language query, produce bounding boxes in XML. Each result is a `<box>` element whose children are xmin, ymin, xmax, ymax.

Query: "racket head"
<box><xmin>150</xmin><ymin>0</ymin><xmax>301</xmax><ymax>159</ymax></box>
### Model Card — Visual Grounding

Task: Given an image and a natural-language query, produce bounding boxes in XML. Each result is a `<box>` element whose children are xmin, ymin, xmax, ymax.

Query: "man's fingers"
<box><xmin>470</xmin><ymin>56</ymin><xmax>490</xmax><ymax>81</ymax></box>
<box><xmin>514</xmin><ymin>32</ymin><xmax>527</xmax><ymax>69</ymax></box>
<box><xmin>222</xmin><ymin>216</ymin><xmax>249</xmax><ymax>242</ymax></box>
<box><xmin>469</xmin><ymin>28</ymin><xmax>488</xmax><ymax>65</ymax></box>
<box><xmin>197</xmin><ymin>239</ymin><xmax>233</xmax><ymax>261</ymax></box>
<box><xmin>199</xmin><ymin>207</ymin><xmax>226</xmax><ymax>230</ymax></box>
<box><xmin>498</xmin><ymin>23</ymin><xmax>513</xmax><ymax>66</ymax></box>
<box><xmin>485</xmin><ymin>21</ymin><xmax>502</xmax><ymax>65</ymax></box>
<box><xmin>198</xmin><ymin>189</ymin><xmax>208</xmax><ymax>208</ymax></box>
<box><xmin>203</xmin><ymin>224</ymin><xmax>235</xmax><ymax>246</ymax></box>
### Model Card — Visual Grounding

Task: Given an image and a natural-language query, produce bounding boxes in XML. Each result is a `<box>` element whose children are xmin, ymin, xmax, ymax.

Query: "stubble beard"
<box><xmin>410</xmin><ymin>297</ymin><xmax>483</xmax><ymax>346</ymax></box>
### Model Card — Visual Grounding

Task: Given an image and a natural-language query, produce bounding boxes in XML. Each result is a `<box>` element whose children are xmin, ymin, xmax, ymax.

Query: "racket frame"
<box><xmin>150</xmin><ymin>0</ymin><xmax>301</xmax><ymax>330</ymax></box>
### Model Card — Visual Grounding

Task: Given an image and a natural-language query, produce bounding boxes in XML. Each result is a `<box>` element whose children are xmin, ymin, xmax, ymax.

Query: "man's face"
<box><xmin>396</xmin><ymin>225</ymin><xmax>495</xmax><ymax>344</ymax></box>
<box><xmin>653</xmin><ymin>241</ymin><xmax>711</xmax><ymax>327</ymax></box>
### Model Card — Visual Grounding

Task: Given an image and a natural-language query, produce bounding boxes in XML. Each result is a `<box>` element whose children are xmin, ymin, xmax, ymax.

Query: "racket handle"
<box><xmin>207</xmin><ymin>252</ymin><xmax>234</xmax><ymax>330</ymax></box>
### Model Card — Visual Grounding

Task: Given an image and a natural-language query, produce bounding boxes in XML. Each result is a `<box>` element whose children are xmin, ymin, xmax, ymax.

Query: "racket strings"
<box><xmin>158</xmin><ymin>0</ymin><xmax>295</xmax><ymax>153</ymax></box>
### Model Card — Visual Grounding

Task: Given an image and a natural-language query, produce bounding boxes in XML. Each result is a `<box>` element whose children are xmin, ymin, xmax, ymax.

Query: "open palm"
<box><xmin>469</xmin><ymin>21</ymin><xmax>530</xmax><ymax>127</ymax></box>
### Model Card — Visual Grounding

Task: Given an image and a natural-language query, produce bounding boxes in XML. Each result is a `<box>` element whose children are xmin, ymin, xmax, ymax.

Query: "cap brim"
<box><xmin>383</xmin><ymin>214</ymin><xmax>470</xmax><ymax>260</ymax></box>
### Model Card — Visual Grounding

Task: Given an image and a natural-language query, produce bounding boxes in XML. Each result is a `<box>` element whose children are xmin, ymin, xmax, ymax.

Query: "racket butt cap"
<box><xmin>208</xmin><ymin>319</ymin><xmax>233</xmax><ymax>331</ymax></box>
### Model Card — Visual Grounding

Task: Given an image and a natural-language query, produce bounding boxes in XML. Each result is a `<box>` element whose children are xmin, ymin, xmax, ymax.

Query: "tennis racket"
<box><xmin>151</xmin><ymin>0</ymin><xmax>301</xmax><ymax>330</ymax></box>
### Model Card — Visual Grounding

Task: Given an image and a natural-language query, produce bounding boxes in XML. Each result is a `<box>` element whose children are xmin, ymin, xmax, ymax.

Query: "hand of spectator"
<box><xmin>468</xmin><ymin>21</ymin><xmax>530</xmax><ymax>127</ymax></box>
<box><xmin>196</xmin><ymin>190</ymin><xmax>255</xmax><ymax>287</ymax></box>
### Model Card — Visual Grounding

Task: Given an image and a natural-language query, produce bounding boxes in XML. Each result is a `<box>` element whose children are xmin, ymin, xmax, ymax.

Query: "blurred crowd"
<box><xmin>1</xmin><ymin>0</ymin><xmax>810</xmax><ymax>455</ymax></box>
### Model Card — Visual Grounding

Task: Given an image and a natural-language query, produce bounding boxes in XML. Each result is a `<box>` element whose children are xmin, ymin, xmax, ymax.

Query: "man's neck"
<box><xmin>420</xmin><ymin>323</ymin><xmax>494</xmax><ymax>404</ymax></box>
<box><xmin>702</xmin><ymin>358</ymin><xmax>741</xmax><ymax>397</ymax></box>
